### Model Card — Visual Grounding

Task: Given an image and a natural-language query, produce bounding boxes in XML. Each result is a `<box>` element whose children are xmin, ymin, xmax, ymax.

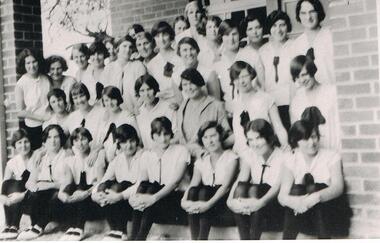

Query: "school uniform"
<box><xmin>233</xmin><ymin>147</ymin><xmax>285</xmax><ymax>239</ymax></box>
<box><xmin>16</xmin><ymin>74</ymin><xmax>51</xmax><ymax>150</ymax></box>
<box><xmin>130</xmin><ymin>145</ymin><xmax>190</xmax><ymax>240</ymax></box>
<box><xmin>81</xmin><ymin>65</ymin><xmax>105</xmax><ymax>106</ymax></box>
<box><xmin>65</xmin><ymin>105</ymin><xmax>103</xmax><ymax>134</ymax></box>
<box><xmin>58</xmin><ymin>76</ymin><xmax>77</xmax><ymax>103</ymax></box>
<box><xmin>100</xmin><ymin>61</ymin><xmax>125</xmax><ymax>90</ymax></box>
<box><xmin>282</xmin><ymin>149</ymin><xmax>351</xmax><ymax>239</ymax></box>
<box><xmin>42</xmin><ymin>114</ymin><xmax>69</xmax><ymax>133</ymax></box>
<box><xmin>187</xmin><ymin>150</ymin><xmax>237</xmax><ymax>240</ymax></box>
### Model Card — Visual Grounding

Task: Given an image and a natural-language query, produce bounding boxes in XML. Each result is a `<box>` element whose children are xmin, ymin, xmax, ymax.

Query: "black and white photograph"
<box><xmin>0</xmin><ymin>0</ymin><xmax>378</xmax><ymax>240</ymax></box>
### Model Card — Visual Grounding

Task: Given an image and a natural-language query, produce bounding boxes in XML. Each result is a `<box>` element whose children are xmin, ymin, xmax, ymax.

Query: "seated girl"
<box><xmin>128</xmin><ymin>116</ymin><xmax>190</xmax><ymax>240</ymax></box>
<box><xmin>0</xmin><ymin>130</ymin><xmax>35</xmax><ymax>240</ymax></box>
<box><xmin>58</xmin><ymin>127</ymin><xmax>106</xmax><ymax>241</ymax></box>
<box><xmin>181</xmin><ymin>121</ymin><xmax>238</xmax><ymax>240</ymax></box>
<box><xmin>227</xmin><ymin>119</ymin><xmax>284</xmax><ymax>240</ymax></box>
<box><xmin>278</xmin><ymin>120</ymin><xmax>348</xmax><ymax>239</ymax></box>
<box><xmin>92</xmin><ymin>124</ymin><xmax>143</xmax><ymax>240</ymax></box>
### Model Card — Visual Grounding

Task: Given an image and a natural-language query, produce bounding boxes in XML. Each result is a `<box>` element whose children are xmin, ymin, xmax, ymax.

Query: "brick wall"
<box><xmin>110</xmin><ymin>0</ymin><xmax>187</xmax><ymax>37</ymax></box>
<box><xmin>0</xmin><ymin>0</ymin><xmax>43</xmax><ymax>165</ymax></box>
<box><xmin>331</xmin><ymin>0</ymin><xmax>379</xmax><ymax>238</ymax></box>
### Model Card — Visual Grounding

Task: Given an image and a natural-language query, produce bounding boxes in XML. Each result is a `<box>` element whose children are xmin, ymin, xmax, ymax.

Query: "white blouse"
<box><xmin>240</xmin><ymin>147</ymin><xmax>285</xmax><ymax>186</ymax></box>
<box><xmin>284</xmin><ymin>148</ymin><xmax>341</xmax><ymax>186</ymax></box>
<box><xmin>194</xmin><ymin>150</ymin><xmax>238</xmax><ymax>186</ymax></box>
<box><xmin>37</xmin><ymin>149</ymin><xmax>67</xmax><ymax>184</ymax></box>
<box><xmin>65</xmin><ymin>105</ymin><xmax>103</xmax><ymax>135</ymax></box>
<box><xmin>6</xmin><ymin>154</ymin><xmax>33</xmax><ymax>180</ymax></box>
<box><xmin>100</xmin><ymin>61</ymin><xmax>124</xmax><ymax>90</ymax></box>
<box><xmin>139</xmin><ymin>145</ymin><xmax>190</xmax><ymax>186</ymax></box>
<box><xmin>81</xmin><ymin>65</ymin><xmax>104</xmax><ymax>106</ymax></box>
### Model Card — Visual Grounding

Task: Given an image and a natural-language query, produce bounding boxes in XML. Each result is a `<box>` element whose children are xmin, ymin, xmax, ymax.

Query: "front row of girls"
<box><xmin>0</xmin><ymin>115</ymin><xmax>346</xmax><ymax>240</ymax></box>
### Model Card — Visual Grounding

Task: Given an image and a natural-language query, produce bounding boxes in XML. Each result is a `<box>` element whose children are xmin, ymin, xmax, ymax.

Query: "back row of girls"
<box><xmin>1</xmin><ymin>0</ymin><xmax>348</xmax><ymax>240</ymax></box>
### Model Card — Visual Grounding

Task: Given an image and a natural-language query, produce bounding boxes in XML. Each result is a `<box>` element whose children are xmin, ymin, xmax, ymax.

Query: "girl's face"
<box><xmin>246</xmin><ymin>19</ymin><xmax>263</xmax><ymax>44</ymax></box>
<box><xmin>186</xmin><ymin>2</ymin><xmax>199</xmax><ymax>27</ymax></box>
<box><xmin>105</xmin><ymin>42</ymin><xmax>117</xmax><ymax>61</ymax></box>
<box><xmin>246</xmin><ymin>130</ymin><xmax>271</xmax><ymax>157</ymax></box>
<box><xmin>223</xmin><ymin>27</ymin><xmax>240</xmax><ymax>51</ymax></box>
<box><xmin>202</xmin><ymin>127</ymin><xmax>222</xmax><ymax>153</ymax></box>
<box><xmin>154</xmin><ymin>32</ymin><xmax>172</xmax><ymax>50</ymax></box>
<box><xmin>45</xmin><ymin>129</ymin><xmax>62</xmax><ymax>153</ymax></box>
<box><xmin>25</xmin><ymin>55</ymin><xmax>39</xmax><ymax>76</ymax></box>
<box><xmin>179</xmin><ymin>43</ymin><xmax>198</xmax><ymax>67</ymax></box>
<box><xmin>271</xmin><ymin>19</ymin><xmax>288</xmax><ymax>42</ymax></box>
<box><xmin>297</xmin><ymin>129</ymin><xmax>320</xmax><ymax>156</ymax></box>
<box><xmin>72</xmin><ymin>49</ymin><xmax>88</xmax><ymax>70</ymax></box>
<box><xmin>295</xmin><ymin>65</ymin><xmax>316</xmax><ymax>90</ymax></box>
<box><xmin>118</xmin><ymin>139</ymin><xmax>138</xmax><ymax>156</ymax></box>
<box><xmin>102</xmin><ymin>95</ymin><xmax>119</xmax><ymax>112</ymax></box>
<box><xmin>15</xmin><ymin>137</ymin><xmax>31</xmax><ymax>157</ymax></box>
<box><xmin>299</xmin><ymin>1</ymin><xmax>320</xmax><ymax>30</ymax></box>
<box><xmin>91</xmin><ymin>52</ymin><xmax>105</xmax><ymax>68</ymax></box>
<box><xmin>49</xmin><ymin>61</ymin><xmax>64</xmax><ymax>81</ymax></box>
<box><xmin>49</xmin><ymin>95</ymin><xmax>66</xmax><ymax>114</ymax></box>
<box><xmin>117</xmin><ymin>40</ymin><xmax>134</xmax><ymax>61</ymax></box>
<box><xmin>181</xmin><ymin>79</ymin><xmax>202</xmax><ymax>99</ymax></box>
<box><xmin>175</xmin><ymin>20</ymin><xmax>188</xmax><ymax>36</ymax></box>
<box><xmin>73</xmin><ymin>135</ymin><xmax>91</xmax><ymax>154</ymax></box>
<box><xmin>72</xmin><ymin>93</ymin><xmax>90</xmax><ymax>111</ymax></box>
<box><xmin>206</xmin><ymin>20</ymin><xmax>218</xmax><ymax>41</ymax></box>
<box><xmin>136</xmin><ymin>37</ymin><xmax>153</xmax><ymax>59</ymax></box>
<box><xmin>152</xmin><ymin>130</ymin><xmax>172</xmax><ymax>149</ymax></box>
<box><xmin>235</xmin><ymin>68</ymin><xmax>254</xmax><ymax>93</ymax></box>
<box><xmin>139</xmin><ymin>83</ymin><xmax>156</xmax><ymax>105</ymax></box>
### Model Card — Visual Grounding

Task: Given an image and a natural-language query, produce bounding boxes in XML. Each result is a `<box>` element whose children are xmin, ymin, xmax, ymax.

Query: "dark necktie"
<box><xmin>80</xmin><ymin>118</ymin><xmax>86</xmax><ymax>128</ymax></box>
<box><xmin>306</xmin><ymin>47</ymin><xmax>315</xmax><ymax>60</ymax></box>
<box><xmin>103</xmin><ymin>123</ymin><xmax>116</xmax><ymax>143</ymax></box>
<box><xmin>259</xmin><ymin>164</ymin><xmax>270</xmax><ymax>185</ymax></box>
<box><xmin>273</xmin><ymin>56</ymin><xmax>280</xmax><ymax>83</ymax></box>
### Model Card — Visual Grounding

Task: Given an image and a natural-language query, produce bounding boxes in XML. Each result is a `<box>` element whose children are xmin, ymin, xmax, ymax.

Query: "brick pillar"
<box><xmin>330</xmin><ymin>0</ymin><xmax>379</xmax><ymax>238</ymax></box>
<box><xmin>0</xmin><ymin>0</ymin><xmax>43</xmax><ymax>166</ymax></box>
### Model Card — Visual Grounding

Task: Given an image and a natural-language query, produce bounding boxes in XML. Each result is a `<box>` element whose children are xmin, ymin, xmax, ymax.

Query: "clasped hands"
<box><xmin>227</xmin><ymin>198</ymin><xmax>265</xmax><ymax>215</ymax></box>
<box><xmin>181</xmin><ymin>199</ymin><xmax>211</xmax><ymax>214</ymax></box>
<box><xmin>58</xmin><ymin>190</ymin><xmax>90</xmax><ymax>204</ymax></box>
<box><xmin>128</xmin><ymin>193</ymin><xmax>157</xmax><ymax>211</ymax></box>
<box><xmin>0</xmin><ymin>192</ymin><xmax>26</xmax><ymax>206</ymax></box>
<box><xmin>292</xmin><ymin>192</ymin><xmax>320</xmax><ymax>215</ymax></box>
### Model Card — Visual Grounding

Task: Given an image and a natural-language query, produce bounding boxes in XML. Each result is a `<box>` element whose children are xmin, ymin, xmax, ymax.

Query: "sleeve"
<box><xmin>255</xmin><ymin>55</ymin><xmax>266</xmax><ymax>87</ymax></box>
<box><xmin>327</xmin><ymin>151</ymin><xmax>342</xmax><ymax>168</ymax></box>
<box><xmin>215</xmin><ymin>101</ymin><xmax>232</xmax><ymax>133</ymax></box>
<box><xmin>177</xmin><ymin>146</ymin><xmax>191</xmax><ymax>166</ymax></box>
<box><xmin>100</xmin><ymin>159</ymin><xmax>116</xmax><ymax>182</ymax></box>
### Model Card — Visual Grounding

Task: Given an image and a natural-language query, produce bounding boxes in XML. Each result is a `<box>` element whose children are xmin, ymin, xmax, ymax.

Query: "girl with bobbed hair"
<box><xmin>71</xmin><ymin>43</ymin><xmax>90</xmax><ymax>82</ymax></box>
<box><xmin>17</xmin><ymin>124</ymin><xmax>69</xmax><ymax>240</ymax></box>
<box><xmin>0</xmin><ymin>129</ymin><xmax>35</xmax><ymax>240</ymax></box>
<box><xmin>208</xmin><ymin>19</ymin><xmax>265</xmax><ymax>116</ymax></box>
<box><xmin>15</xmin><ymin>48</ymin><xmax>51</xmax><ymax>151</ymax></box>
<box><xmin>173</xmin><ymin>15</ymin><xmax>189</xmax><ymax>37</ymax></box>
<box><xmin>103</xmin><ymin>36</ymin><xmax>117</xmax><ymax>64</ymax></box>
<box><xmin>43</xmin><ymin>88</ymin><xmax>70</xmax><ymax>133</ymax></box>
<box><xmin>101</xmin><ymin>35</ymin><xmax>147</xmax><ymax>113</ymax></box>
<box><xmin>81</xmin><ymin>41</ymin><xmax>109</xmax><ymax>106</ymax></box>
<box><xmin>230</xmin><ymin>61</ymin><xmax>288</xmax><ymax>155</ymax></box>
<box><xmin>128</xmin><ymin>116</ymin><xmax>190</xmax><ymax>240</ymax></box>
<box><xmin>227</xmin><ymin>119</ymin><xmax>284</xmax><ymax>240</ymax></box>
<box><xmin>259</xmin><ymin>10</ymin><xmax>295</xmax><ymax>131</ymax></box>
<box><xmin>92</xmin><ymin>124</ymin><xmax>143</xmax><ymax>240</ymax></box>
<box><xmin>181</xmin><ymin>121</ymin><xmax>238</xmax><ymax>240</ymax></box>
<box><xmin>57</xmin><ymin>127</ymin><xmax>106</xmax><ymax>241</ymax></box>
<box><xmin>135</xmin><ymin>74</ymin><xmax>176</xmax><ymax>149</ymax></box>
<box><xmin>46</xmin><ymin>55</ymin><xmax>77</xmax><ymax>103</ymax></box>
<box><xmin>136</xmin><ymin>32</ymin><xmax>157</xmax><ymax>65</ymax></box>
<box><xmin>291</xmin><ymin>0</ymin><xmax>335</xmax><ymax>84</ymax></box>
<box><xmin>289</xmin><ymin>55</ymin><xmax>340</xmax><ymax>150</ymax></box>
<box><xmin>240</xmin><ymin>14</ymin><xmax>267</xmax><ymax>50</ymax></box>
<box><xmin>278</xmin><ymin>120</ymin><xmax>350</xmax><ymax>239</ymax></box>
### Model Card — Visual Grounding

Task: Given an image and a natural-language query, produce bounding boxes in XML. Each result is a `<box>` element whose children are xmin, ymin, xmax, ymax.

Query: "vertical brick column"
<box><xmin>0</xmin><ymin>0</ymin><xmax>43</xmax><ymax>166</ymax></box>
<box><xmin>330</xmin><ymin>0</ymin><xmax>379</xmax><ymax>238</ymax></box>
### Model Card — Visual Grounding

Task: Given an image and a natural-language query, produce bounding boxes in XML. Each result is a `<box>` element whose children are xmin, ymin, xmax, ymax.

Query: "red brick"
<box><xmin>334</xmin><ymin>44</ymin><xmax>349</xmax><ymax>56</ymax></box>
<box><xmin>329</xmin><ymin>1</ymin><xmax>364</xmax><ymax>16</ymax></box>
<box><xmin>341</xmin><ymin>138</ymin><xmax>376</xmax><ymax>149</ymax></box>
<box><xmin>337</xmin><ymin>83</ymin><xmax>371</xmax><ymax>95</ymax></box>
<box><xmin>352</xmin><ymin>41</ymin><xmax>378</xmax><ymax>54</ymax></box>
<box><xmin>340</xmin><ymin>111</ymin><xmax>374</xmax><ymax>123</ymax></box>
<box><xmin>356</xmin><ymin>96</ymin><xmax>380</xmax><ymax>109</ymax></box>
<box><xmin>364</xmin><ymin>180</ymin><xmax>380</xmax><ymax>191</ymax></box>
<box><xmin>342</xmin><ymin>152</ymin><xmax>359</xmax><ymax>163</ymax></box>
<box><xmin>341</xmin><ymin>125</ymin><xmax>357</xmax><ymax>136</ymax></box>
<box><xmin>329</xmin><ymin>17</ymin><xmax>347</xmax><ymax>29</ymax></box>
<box><xmin>338</xmin><ymin>97</ymin><xmax>354</xmax><ymax>109</ymax></box>
<box><xmin>346</xmin><ymin>179</ymin><xmax>363</xmax><ymax>192</ymax></box>
<box><xmin>349</xmin><ymin>13</ymin><xmax>377</xmax><ymax>27</ymax></box>
<box><xmin>348</xmin><ymin>194</ymin><xmax>380</xmax><ymax>206</ymax></box>
<box><xmin>371</xmin><ymin>55</ymin><xmax>378</xmax><ymax>66</ymax></box>
<box><xmin>335</xmin><ymin>71</ymin><xmax>351</xmax><ymax>82</ymax></box>
<box><xmin>365</xmin><ymin>0</ymin><xmax>377</xmax><ymax>11</ymax></box>
<box><xmin>335</xmin><ymin>56</ymin><xmax>369</xmax><ymax>69</ymax></box>
<box><xmin>333</xmin><ymin>28</ymin><xmax>367</xmax><ymax>42</ymax></box>
<box><xmin>369</xmin><ymin>26</ymin><xmax>378</xmax><ymax>38</ymax></box>
<box><xmin>344</xmin><ymin>166</ymin><xmax>379</xmax><ymax>178</ymax></box>
<box><xmin>361</xmin><ymin>152</ymin><xmax>380</xmax><ymax>162</ymax></box>
<box><xmin>354</xmin><ymin>69</ymin><xmax>379</xmax><ymax>81</ymax></box>
<box><xmin>366</xmin><ymin>209</ymin><xmax>380</xmax><ymax>219</ymax></box>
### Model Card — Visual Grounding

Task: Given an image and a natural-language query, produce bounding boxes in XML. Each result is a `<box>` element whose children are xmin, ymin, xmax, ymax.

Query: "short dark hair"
<box><xmin>177</xmin><ymin>37</ymin><xmax>200</xmax><ymax>56</ymax></box>
<box><xmin>134</xmin><ymin>74</ymin><xmax>160</xmax><ymax>97</ymax></box>
<box><xmin>130</xmin><ymin>24</ymin><xmax>145</xmax><ymax>35</ymax></box>
<box><xmin>217</xmin><ymin>19</ymin><xmax>240</xmax><ymax>44</ymax></box>
<box><xmin>102</xmin><ymin>86</ymin><xmax>123</xmax><ymax>106</ymax></box>
<box><xmin>69</xmin><ymin>82</ymin><xmax>90</xmax><ymax>106</ymax></box>
<box><xmin>290</xmin><ymin>55</ymin><xmax>318</xmax><ymax>81</ymax></box>
<box><xmin>240</xmin><ymin>14</ymin><xmax>264</xmax><ymax>39</ymax></box>
<box><xmin>46</xmin><ymin>55</ymin><xmax>69</xmax><ymax>72</ymax></box>
<box><xmin>207</xmin><ymin>15</ymin><xmax>222</xmax><ymax>28</ymax></box>
<box><xmin>70</xmin><ymin>43</ymin><xmax>90</xmax><ymax>60</ymax></box>
<box><xmin>151</xmin><ymin>21</ymin><xmax>175</xmax><ymax>41</ymax></box>
<box><xmin>103</xmin><ymin>36</ymin><xmax>115</xmax><ymax>47</ymax></box>
<box><xmin>288</xmin><ymin>120</ymin><xmax>320</xmax><ymax>149</ymax></box>
<box><xmin>70</xmin><ymin>127</ymin><xmax>93</xmax><ymax>145</ymax></box>
<box><xmin>266</xmin><ymin>10</ymin><xmax>292</xmax><ymax>33</ymax></box>
<box><xmin>136</xmin><ymin>32</ymin><xmax>156</xmax><ymax>49</ymax></box>
<box><xmin>180</xmin><ymin>68</ymin><xmax>205</xmax><ymax>90</ymax></box>
<box><xmin>173</xmin><ymin>15</ymin><xmax>189</xmax><ymax>31</ymax></box>
<box><xmin>197</xmin><ymin>121</ymin><xmax>225</xmax><ymax>147</ymax></box>
<box><xmin>115</xmin><ymin>35</ymin><xmax>137</xmax><ymax>54</ymax></box>
<box><xmin>151</xmin><ymin>116</ymin><xmax>174</xmax><ymax>139</ymax></box>
<box><xmin>89</xmin><ymin>41</ymin><xmax>110</xmax><ymax>58</ymax></box>
<box><xmin>296</xmin><ymin>0</ymin><xmax>326</xmax><ymax>23</ymax></box>
<box><xmin>42</xmin><ymin>124</ymin><xmax>66</xmax><ymax>146</ymax></box>
<box><xmin>11</xmin><ymin>129</ymin><xmax>30</xmax><ymax>148</ymax></box>
<box><xmin>16</xmin><ymin>48</ymin><xmax>46</xmax><ymax>75</ymax></box>
<box><xmin>113</xmin><ymin>124</ymin><xmax>139</xmax><ymax>146</ymax></box>
<box><xmin>244</xmin><ymin>119</ymin><xmax>281</xmax><ymax>148</ymax></box>
<box><xmin>47</xmin><ymin>88</ymin><xmax>67</xmax><ymax>111</ymax></box>
<box><xmin>230</xmin><ymin>61</ymin><xmax>257</xmax><ymax>83</ymax></box>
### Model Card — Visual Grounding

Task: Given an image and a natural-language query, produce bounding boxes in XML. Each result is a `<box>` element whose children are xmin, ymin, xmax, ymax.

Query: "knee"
<box><xmin>2</xmin><ymin>179</ymin><xmax>24</xmax><ymax>195</ymax></box>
